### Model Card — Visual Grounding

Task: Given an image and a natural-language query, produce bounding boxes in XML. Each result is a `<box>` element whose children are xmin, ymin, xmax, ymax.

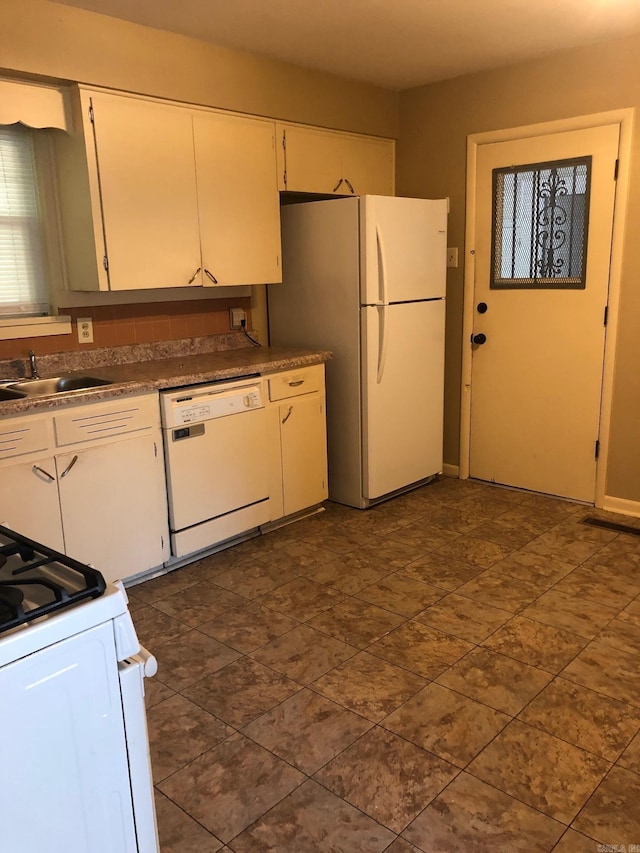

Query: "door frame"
<box><xmin>459</xmin><ymin>109</ymin><xmax>634</xmax><ymax>507</ymax></box>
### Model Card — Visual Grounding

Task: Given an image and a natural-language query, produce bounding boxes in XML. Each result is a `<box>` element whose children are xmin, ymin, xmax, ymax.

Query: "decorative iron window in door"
<box><xmin>491</xmin><ymin>156</ymin><xmax>591</xmax><ymax>289</ymax></box>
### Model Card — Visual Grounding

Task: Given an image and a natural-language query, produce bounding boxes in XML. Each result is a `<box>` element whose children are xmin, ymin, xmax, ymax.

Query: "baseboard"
<box><xmin>442</xmin><ymin>463</ymin><xmax>460</xmax><ymax>478</ymax></box>
<box><xmin>601</xmin><ymin>495</ymin><xmax>640</xmax><ymax>519</ymax></box>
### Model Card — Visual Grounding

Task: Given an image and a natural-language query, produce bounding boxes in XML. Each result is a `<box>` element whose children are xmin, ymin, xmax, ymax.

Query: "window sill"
<box><xmin>0</xmin><ymin>315</ymin><xmax>72</xmax><ymax>341</ymax></box>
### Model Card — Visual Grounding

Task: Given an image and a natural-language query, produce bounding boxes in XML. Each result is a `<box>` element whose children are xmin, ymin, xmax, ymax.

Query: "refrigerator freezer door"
<box><xmin>361</xmin><ymin>299</ymin><xmax>445</xmax><ymax>501</ymax></box>
<box><xmin>361</xmin><ymin>196</ymin><xmax>448</xmax><ymax>305</ymax></box>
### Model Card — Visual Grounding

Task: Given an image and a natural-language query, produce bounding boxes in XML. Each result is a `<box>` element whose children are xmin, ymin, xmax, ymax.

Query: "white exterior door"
<box><xmin>469</xmin><ymin>123</ymin><xmax>619</xmax><ymax>502</ymax></box>
<box><xmin>362</xmin><ymin>299</ymin><xmax>445</xmax><ymax>500</ymax></box>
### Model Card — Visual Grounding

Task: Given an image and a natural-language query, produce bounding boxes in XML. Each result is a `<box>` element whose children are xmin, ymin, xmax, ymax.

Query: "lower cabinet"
<box><xmin>267</xmin><ymin>364</ymin><xmax>328</xmax><ymax>521</ymax></box>
<box><xmin>0</xmin><ymin>394</ymin><xmax>169</xmax><ymax>583</ymax></box>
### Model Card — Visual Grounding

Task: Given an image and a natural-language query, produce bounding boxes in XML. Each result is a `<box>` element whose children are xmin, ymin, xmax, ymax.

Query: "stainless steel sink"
<box><xmin>0</xmin><ymin>387</ymin><xmax>27</xmax><ymax>401</ymax></box>
<box><xmin>7</xmin><ymin>375</ymin><xmax>114</xmax><ymax>396</ymax></box>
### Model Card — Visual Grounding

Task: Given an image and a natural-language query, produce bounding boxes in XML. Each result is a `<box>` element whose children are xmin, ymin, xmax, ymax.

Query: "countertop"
<box><xmin>0</xmin><ymin>345</ymin><xmax>331</xmax><ymax>417</ymax></box>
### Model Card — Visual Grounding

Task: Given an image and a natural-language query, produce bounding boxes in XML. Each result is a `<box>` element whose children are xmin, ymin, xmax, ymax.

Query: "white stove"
<box><xmin>0</xmin><ymin>526</ymin><xmax>159</xmax><ymax>853</ymax></box>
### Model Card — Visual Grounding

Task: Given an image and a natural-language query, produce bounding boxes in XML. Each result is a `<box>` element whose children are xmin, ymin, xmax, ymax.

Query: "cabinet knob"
<box><xmin>204</xmin><ymin>268</ymin><xmax>218</xmax><ymax>284</ymax></box>
<box><xmin>281</xmin><ymin>405</ymin><xmax>294</xmax><ymax>424</ymax></box>
<box><xmin>332</xmin><ymin>178</ymin><xmax>344</xmax><ymax>193</ymax></box>
<box><xmin>32</xmin><ymin>464</ymin><xmax>55</xmax><ymax>482</ymax></box>
<box><xmin>59</xmin><ymin>454</ymin><xmax>79</xmax><ymax>479</ymax></box>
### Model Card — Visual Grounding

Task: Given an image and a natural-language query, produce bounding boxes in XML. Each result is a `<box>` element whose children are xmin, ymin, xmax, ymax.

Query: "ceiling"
<box><xmin>55</xmin><ymin>0</ymin><xmax>640</xmax><ymax>90</ymax></box>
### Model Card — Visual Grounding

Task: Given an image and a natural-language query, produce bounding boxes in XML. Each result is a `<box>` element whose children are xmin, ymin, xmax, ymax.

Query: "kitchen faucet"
<box><xmin>28</xmin><ymin>350</ymin><xmax>40</xmax><ymax>380</ymax></box>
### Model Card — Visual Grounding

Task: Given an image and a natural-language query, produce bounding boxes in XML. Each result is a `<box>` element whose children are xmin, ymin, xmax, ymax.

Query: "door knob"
<box><xmin>471</xmin><ymin>333</ymin><xmax>487</xmax><ymax>345</ymax></box>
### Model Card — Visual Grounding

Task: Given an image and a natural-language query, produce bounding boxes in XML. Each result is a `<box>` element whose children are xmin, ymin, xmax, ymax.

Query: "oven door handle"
<box><xmin>131</xmin><ymin>645</ymin><xmax>158</xmax><ymax>678</ymax></box>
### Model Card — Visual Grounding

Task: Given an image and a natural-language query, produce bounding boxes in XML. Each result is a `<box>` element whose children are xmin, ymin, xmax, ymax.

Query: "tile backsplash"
<box><xmin>1</xmin><ymin>297</ymin><xmax>252</xmax><ymax>361</ymax></box>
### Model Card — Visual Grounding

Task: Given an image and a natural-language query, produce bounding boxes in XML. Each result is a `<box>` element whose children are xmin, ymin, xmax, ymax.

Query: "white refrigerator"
<box><xmin>268</xmin><ymin>195</ymin><xmax>447</xmax><ymax>508</ymax></box>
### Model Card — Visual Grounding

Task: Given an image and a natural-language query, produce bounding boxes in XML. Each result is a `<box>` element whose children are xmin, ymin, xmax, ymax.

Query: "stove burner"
<box><xmin>0</xmin><ymin>525</ymin><xmax>106</xmax><ymax>633</ymax></box>
<box><xmin>0</xmin><ymin>585</ymin><xmax>25</xmax><ymax>622</ymax></box>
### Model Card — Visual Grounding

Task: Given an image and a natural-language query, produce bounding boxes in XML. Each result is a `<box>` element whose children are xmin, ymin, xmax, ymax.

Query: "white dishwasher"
<box><xmin>160</xmin><ymin>377</ymin><xmax>271</xmax><ymax>558</ymax></box>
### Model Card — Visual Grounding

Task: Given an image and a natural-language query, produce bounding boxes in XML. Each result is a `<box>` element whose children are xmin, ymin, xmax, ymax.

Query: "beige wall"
<box><xmin>397</xmin><ymin>34</ymin><xmax>640</xmax><ymax>504</ymax></box>
<box><xmin>1</xmin><ymin>0</ymin><xmax>398</xmax><ymax>138</ymax></box>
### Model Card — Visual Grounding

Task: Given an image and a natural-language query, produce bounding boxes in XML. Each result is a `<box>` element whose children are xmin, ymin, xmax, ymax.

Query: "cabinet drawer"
<box><xmin>54</xmin><ymin>394</ymin><xmax>158</xmax><ymax>447</ymax></box>
<box><xmin>268</xmin><ymin>365</ymin><xmax>324</xmax><ymax>401</ymax></box>
<box><xmin>0</xmin><ymin>416</ymin><xmax>51</xmax><ymax>462</ymax></box>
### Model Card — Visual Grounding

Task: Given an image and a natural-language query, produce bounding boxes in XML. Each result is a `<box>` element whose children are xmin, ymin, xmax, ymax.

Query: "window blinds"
<box><xmin>0</xmin><ymin>125</ymin><xmax>49</xmax><ymax>316</ymax></box>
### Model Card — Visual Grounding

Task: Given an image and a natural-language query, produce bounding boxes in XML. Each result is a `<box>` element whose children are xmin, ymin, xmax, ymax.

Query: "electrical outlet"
<box><xmin>447</xmin><ymin>248</ymin><xmax>459</xmax><ymax>268</ymax></box>
<box><xmin>229</xmin><ymin>307</ymin><xmax>246</xmax><ymax>330</ymax></box>
<box><xmin>77</xmin><ymin>317</ymin><xmax>94</xmax><ymax>344</ymax></box>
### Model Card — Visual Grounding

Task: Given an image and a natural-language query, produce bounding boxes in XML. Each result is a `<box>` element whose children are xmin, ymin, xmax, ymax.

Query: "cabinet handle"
<box><xmin>204</xmin><ymin>268</ymin><xmax>218</xmax><ymax>284</ymax></box>
<box><xmin>187</xmin><ymin>266</ymin><xmax>201</xmax><ymax>284</ymax></box>
<box><xmin>33</xmin><ymin>465</ymin><xmax>55</xmax><ymax>482</ymax></box>
<box><xmin>332</xmin><ymin>178</ymin><xmax>344</xmax><ymax>193</ymax></box>
<box><xmin>281</xmin><ymin>405</ymin><xmax>294</xmax><ymax>424</ymax></box>
<box><xmin>288</xmin><ymin>380</ymin><xmax>304</xmax><ymax>387</ymax></box>
<box><xmin>59</xmin><ymin>454</ymin><xmax>79</xmax><ymax>479</ymax></box>
<box><xmin>344</xmin><ymin>178</ymin><xmax>355</xmax><ymax>194</ymax></box>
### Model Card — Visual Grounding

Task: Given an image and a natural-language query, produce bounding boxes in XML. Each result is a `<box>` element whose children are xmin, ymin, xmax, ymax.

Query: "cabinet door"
<box><xmin>194</xmin><ymin>113</ymin><xmax>281</xmax><ymax>285</ymax></box>
<box><xmin>0</xmin><ymin>457</ymin><xmax>64</xmax><ymax>552</ymax></box>
<box><xmin>57</xmin><ymin>433</ymin><xmax>169</xmax><ymax>583</ymax></box>
<box><xmin>88</xmin><ymin>91</ymin><xmax>202</xmax><ymax>290</ymax></box>
<box><xmin>280</xmin><ymin>395</ymin><xmax>328</xmax><ymax>516</ymax></box>
<box><xmin>342</xmin><ymin>135</ymin><xmax>395</xmax><ymax>196</ymax></box>
<box><xmin>280</xmin><ymin>125</ymin><xmax>344</xmax><ymax>194</ymax></box>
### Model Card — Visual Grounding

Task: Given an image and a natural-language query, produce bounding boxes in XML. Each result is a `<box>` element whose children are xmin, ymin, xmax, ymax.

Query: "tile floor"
<box><xmin>127</xmin><ymin>477</ymin><xmax>640</xmax><ymax>852</ymax></box>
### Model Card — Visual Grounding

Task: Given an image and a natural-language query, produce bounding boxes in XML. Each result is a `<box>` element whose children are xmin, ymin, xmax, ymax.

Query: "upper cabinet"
<box><xmin>193</xmin><ymin>112</ymin><xmax>281</xmax><ymax>287</ymax></box>
<box><xmin>56</xmin><ymin>89</ymin><xmax>281</xmax><ymax>291</ymax></box>
<box><xmin>276</xmin><ymin>123</ymin><xmax>395</xmax><ymax>197</ymax></box>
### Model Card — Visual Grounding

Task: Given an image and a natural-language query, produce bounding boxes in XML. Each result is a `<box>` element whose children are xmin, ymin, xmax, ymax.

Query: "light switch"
<box><xmin>447</xmin><ymin>248</ymin><xmax>459</xmax><ymax>268</ymax></box>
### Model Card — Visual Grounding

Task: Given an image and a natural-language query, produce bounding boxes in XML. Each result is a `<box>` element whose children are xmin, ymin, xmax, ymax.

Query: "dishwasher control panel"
<box><xmin>160</xmin><ymin>380</ymin><xmax>265</xmax><ymax>428</ymax></box>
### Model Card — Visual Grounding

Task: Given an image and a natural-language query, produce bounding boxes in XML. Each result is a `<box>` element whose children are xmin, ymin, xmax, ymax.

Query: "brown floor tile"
<box><xmin>131</xmin><ymin>604</ymin><xmax>190</xmax><ymax>648</ymax></box>
<box><xmin>454</xmin><ymin>570</ymin><xmax>543</xmax><ymax>612</ymax></box>
<box><xmin>519</xmin><ymin>677</ymin><xmax>640</xmax><ymax>761</ymax></box>
<box><xmin>463</xmin><ymin>517</ymin><xmax>540</xmax><ymax>550</ymax></box>
<box><xmin>552</xmin><ymin>565</ymin><xmax>640</xmax><ymax>611</ymax></box>
<box><xmin>384</xmin><ymin>839</ymin><xmax>424</xmax><ymax>853</ymax></box>
<box><xmin>250</xmin><ymin>624</ymin><xmax>357</xmax><ymax>684</ymax></box>
<box><xmin>315</xmin><ymin>726</ymin><xmax>458</xmax><ymax>832</ymax></box>
<box><xmin>154</xmin><ymin>791</ymin><xmax>223</xmax><ymax>852</ymax></box>
<box><xmin>354</xmin><ymin>538</ymin><xmax>429</xmax><ymax>569</ymax></box>
<box><xmin>468</xmin><ymin>719</ymin><xmax>610</xmax><ymax>823</ymax></box>
<box><xmin>152</xmin><ymin>629</ymin><xmax>241</xmax><ymax>691</ymax></box>
<box><xmin>490</xmin><ymin>549</ymin><xmax>577</xmax><ymax>585</ymax></box>
<box><xmin>230</xmin><ymin>779</ymin><xmax>396</xmax><ymax>852</ymax></box>
<box><xmin>418</xmin><ymin>504</ymin><xmax>491</xmax><ymax>534</ymax></box>
<box><xmin>562</xmin><ymin>640</ymin><xmax>640</xmax><ymax>709</ymax></box>
<box><xmin>210</xmin><ymin>559</ymin><xmax>299</xmax><ymax>599</ymax></box>
<box><xmin>483</xmin><ymin>615</ymin><xmax>587</xmax><ymax>673</ymax></box>
<box><xmin>573</xmin><ymin>766</ymin><xmax>640</xmax><ymax>844</ymax></box>
<box><xmin>197</xmin><ymin>602</ymin><xmax>299</xmax><ymax>654</ymax></box>
<box><xmin>437</xmin><ymin>647</ymin><xmax>553</xmax><ymax>715</ymax></box>
<box><xmin>258</xmin><ymin>539</ymin><xmax>345</xmax><ymax>573</ymax></box>
<box><xmin>618</xmin><ymin>729</ymin><xmax>640</xmax><ymax>774</ymax></box>
<box><xmin>300</xmin><ymin>522</ymin><xmax>374</xmax><ymax>554</ymax></box>
<box><xmin>355</xmin><ymin>573</ymin><xmax>444</xmax><ymax>617</ymax></box>
<box><xmin>311</xmin><ymin>651</ymin><xmax>427</xmax><ymax>722</ymax></box>
<box><xmin>369</xmin><ymin>621</ymin><xmax>474</xmax><ymax>680</ymax></box>
<box><xmin>182</xmin><ymin>657</ymin><xmax>300</xmax><ymax>728</ymax></box>
<box><xmin>147</xmin><ymin>694</ymin><xmax>232</xmax><ymax>782</ymax></box>
<box><xmin>258</xmin><ymin>576</ymin><xmax>345</xmax><ymax>620</ymax></box>
<box><xmin>434</xmin><ymin>535</ymin><xmax>514</xmax><ymax>569</ymax></box>
<box><xmin>597</xmin><ymin>615</ymin><xmax>640</xmax><ymax>656</ymax></box>
<box><xmin>551</xmin><ymin>829</ymin><xmax>604</xmax><ymax>852</ymax></box>
<box><xmin>307</xmin><ymin>598</ymin><xmax>404</xmax><ymax>648</ymax></box>
<box><xmin>158</xmin><ymin>732</ymin><xmax>304</xmax><ymax>843</ymax></box>
<box><xmin>386</xmin><ymin>522</ymin><xmax>460</xmax><ymax>551</ymax></box>
<box><xmin>402</xmin><ymin>772</ymin><xmax>565</xmax><ymax>852</ymax></box>
<box><xmin>415</xmin><ymin>593</ymin><xmax>512</xmax><ymax>642</ymax></box>
<box><xmin>521</xmin><ymin>529</ymin><xmax>611</xmax><ymax>565</ymax></box>
<box><xmin>243</xmin><ymin>689</ymin><xmax>372</xmax><ymax>774</ymax></box>
<box><xmin>131</xmin><ymin>567</ymin><xmax>200</xmax><ymax>603</ymax></box>
<box><xmin>144</xmin><ymin>676</ymin><xmax>175</xmax><ymax>709</ymax></box>
<box><xmin>383</xmin><ymin>683</ymin><xmax>509</xmax><ymax>767</ymax></box>
<box><xmin>299</xmin><ymin>551</ymin><xmax>392</xmax><ymax>594</ymax></box>
<box><xmin>522</xmin><ymin>589</ymin><xmax>619</xmax><ymax>639</ymax></box>
<box><xmin>152</xmin><ymin>581</ymin><xmax>247</xmax><ymax>627</ymax></box>
<box><xmin>401</xmin><ymin>552</ymin><xmax>485</xmax><ymax>590</ymax></box>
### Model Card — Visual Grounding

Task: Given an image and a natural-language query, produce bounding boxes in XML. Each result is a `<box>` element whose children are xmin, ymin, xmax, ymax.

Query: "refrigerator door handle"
<box><xmin>376</xmin><ymin>305</ymin><xmax>388</xmax><ymax>384</ymax></box>
<box><xmin>376</xmin><ymin>224</ymin><xmax>388</xmax><ymax>306</ymax></box>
